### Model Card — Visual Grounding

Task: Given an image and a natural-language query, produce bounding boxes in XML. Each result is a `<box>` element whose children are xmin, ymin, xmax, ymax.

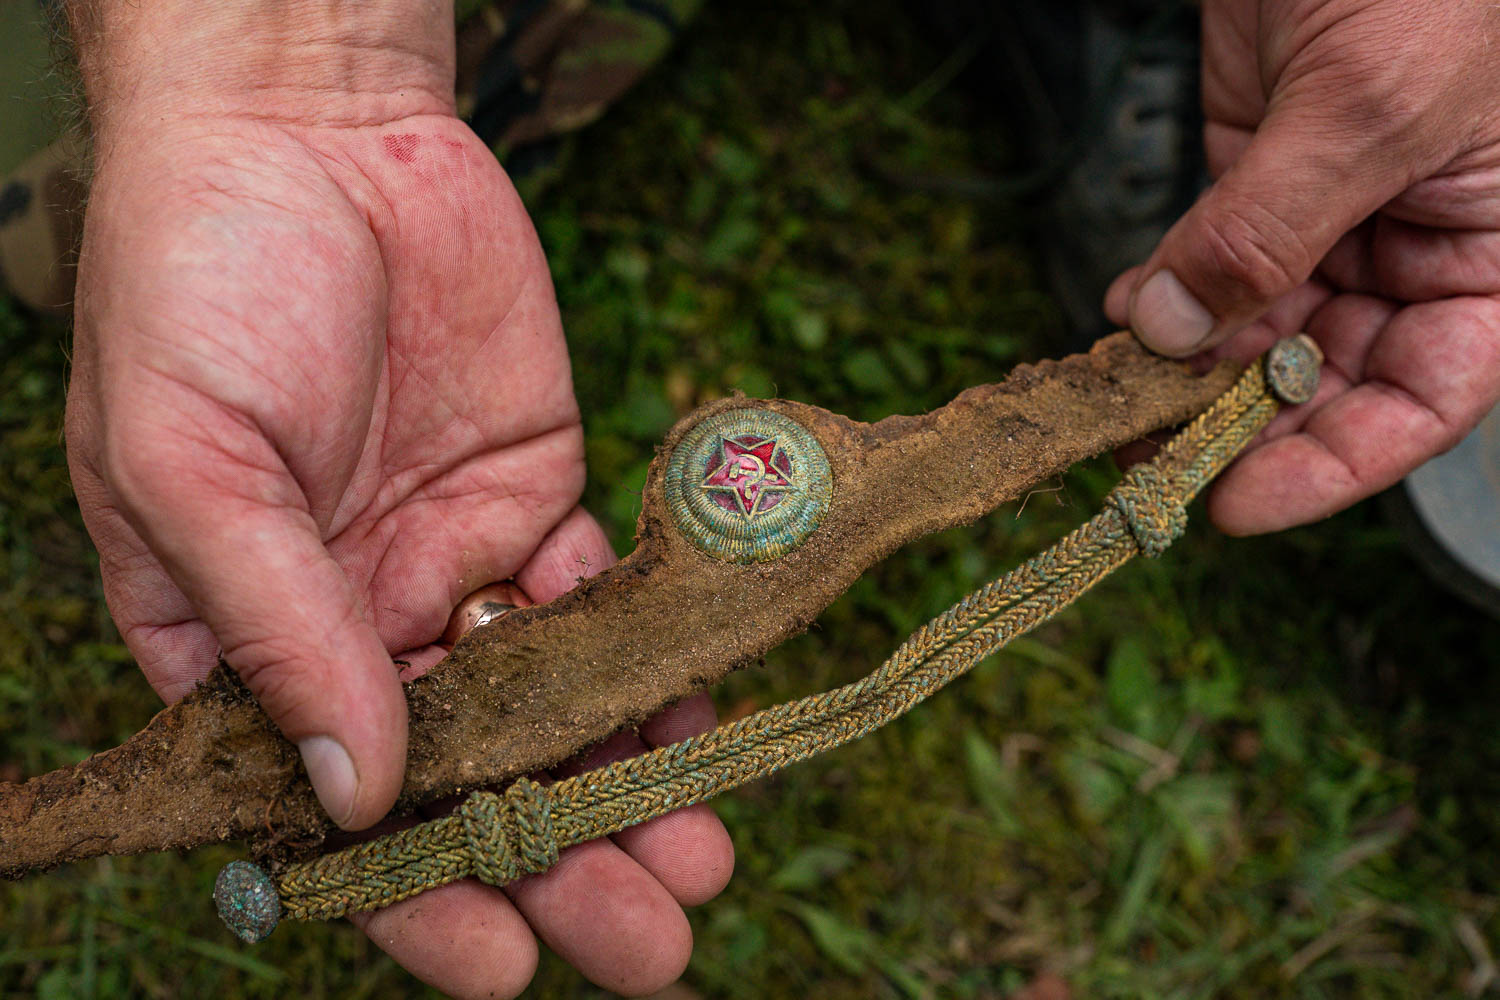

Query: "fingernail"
<box><xmin>1131</xmin><ymin>270</ymin><xmax>1214</xmax><ymax>356</ymax></box>
<box><xmin>298</xmin><ymin>736</ymin><xmax>358</xmax><ymax>827</ymax></box>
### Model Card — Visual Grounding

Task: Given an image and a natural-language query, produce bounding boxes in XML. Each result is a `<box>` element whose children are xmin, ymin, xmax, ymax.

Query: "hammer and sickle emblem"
<box><xmin>726</xmin><ymin>453</ymin><xmax>768</xmax><ymax>486</ymax></box>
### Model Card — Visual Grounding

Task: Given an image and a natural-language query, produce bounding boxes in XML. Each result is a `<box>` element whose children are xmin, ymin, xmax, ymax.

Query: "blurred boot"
<box><xmin>920</xmin><ymin>0</ymin><xmax>1203</xmax><ymax>344</ymax></box>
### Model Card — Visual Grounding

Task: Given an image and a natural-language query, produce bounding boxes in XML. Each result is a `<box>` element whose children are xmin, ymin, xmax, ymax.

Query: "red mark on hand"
<box><xmin>383</xmin><ymin>133</ymin><xmax>420</xmax><ymax>164</ymax></box>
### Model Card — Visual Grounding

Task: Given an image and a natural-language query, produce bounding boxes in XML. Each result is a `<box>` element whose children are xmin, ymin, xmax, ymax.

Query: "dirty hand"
<box><xmin>1106</xmin><ymin>0</ymin><xmax>1500</xmax><ymax>534</ymax></box>
<box><xmin>60</xmin><ymin>1</ymin><xmax>730</xmax><ymax>995</ymax></box>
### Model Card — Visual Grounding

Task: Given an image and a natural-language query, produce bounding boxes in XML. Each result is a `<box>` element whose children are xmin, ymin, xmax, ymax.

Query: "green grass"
<box><xmin>5</xmin><ymin>1</ymin><xmax>1500</xmax><ymax>997</ymax></box>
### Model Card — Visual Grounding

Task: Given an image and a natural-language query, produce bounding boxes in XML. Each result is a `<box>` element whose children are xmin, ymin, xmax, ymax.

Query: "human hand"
<box><xmin>60</xmin><ymin>1</ymin><xmax>730</xmax><ymax>994</ymax></box>
<box><xmin>1105</xmin><ymin>0</ymin><xmax>1500</xmax><ymax>534</ymax></box>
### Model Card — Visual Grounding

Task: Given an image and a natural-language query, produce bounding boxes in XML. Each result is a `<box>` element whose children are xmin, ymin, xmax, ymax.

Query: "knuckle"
<box><xmin>98</xmin><ymin>408</ymin><xmax>214</xmax><ymax>515</ymax></box>
<box><xmin>1301</xmin><ymin>45</ymin><xmax>1425</xmax><ymax>131</ymax></box>
<box><xmin>98</xmin><ymin>423</ymin><xmax>167</xmax><ymax>506</ymax></box>
<box><xmin>1291</xmin><ymin>9</ymin><xmax>1466</xmax><ymax>153</ymax></box>
<box><xmin>222</xmin><ymin>638</ymin><xmax>318</xmax><ymax>726</ymax></box>
<box><xmin>1200</xmin><ymin>200</ymin><xmax>1313</xmax><ymax>303</ymax></box>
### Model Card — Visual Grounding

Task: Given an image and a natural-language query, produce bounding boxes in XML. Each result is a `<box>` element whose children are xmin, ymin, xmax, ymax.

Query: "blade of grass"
<box><xmin>98</xmin><ymin>908</ymin><xmax>285</xmax><ymax>983</ymax></box>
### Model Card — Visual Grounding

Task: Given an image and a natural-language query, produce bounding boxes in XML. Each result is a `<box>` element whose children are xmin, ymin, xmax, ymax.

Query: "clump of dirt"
<box><xmin>0</xmin><ymin>334</ymin><xmax>1237</xmax><ymax>877</ymax></box>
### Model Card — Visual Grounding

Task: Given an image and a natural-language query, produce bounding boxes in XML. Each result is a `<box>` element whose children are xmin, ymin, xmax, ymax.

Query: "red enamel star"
<box><xmin>701</xmin><ymin>434</ymin><xmax>796</xmax><ymax>518</ymax></box>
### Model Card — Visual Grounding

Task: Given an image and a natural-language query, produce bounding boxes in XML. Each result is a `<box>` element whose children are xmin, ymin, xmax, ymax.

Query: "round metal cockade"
<box><xmin>1265</xmin><ymin>333</ymin><xmax>1324</xmax><ymax>406</ymax></box>
<box><xmin>665</xmin><ymin>408</ymin><xmax>832</xmax><ymax>563</ymax></box>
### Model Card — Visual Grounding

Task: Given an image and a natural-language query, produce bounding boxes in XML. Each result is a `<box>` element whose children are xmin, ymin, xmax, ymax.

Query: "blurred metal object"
<box><xmin>1390</xmin><ymin>404</ymin><xmax>1500</xmax><ymax>620</ymax></box>
<box><xmin>441</xmin><ymin>581</ymin><xmax>531</xmax><ymax>645</ymax></box>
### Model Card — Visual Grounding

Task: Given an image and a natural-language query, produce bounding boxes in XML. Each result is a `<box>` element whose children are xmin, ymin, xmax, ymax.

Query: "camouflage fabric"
<box><xmin>0</xmin><ymin>0</ymin><xmax>699</xmax><ymax>313</ymax></box>
<box><xmin>458</xmin><ymin>0</ymin><xmax>701</xmax><ymax>156</ymax></box>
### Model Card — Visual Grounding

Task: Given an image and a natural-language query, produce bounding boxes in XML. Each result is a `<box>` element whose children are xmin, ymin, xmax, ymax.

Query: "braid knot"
<box><xmin>1106</xmin><ymin>464</ymin><xmax>1187</xmax><ymax>558</ymax></box>
<box><xmin>460</xmin><ymin>779</ymin><xmax>558</xmax><ymax>886</ymax></box>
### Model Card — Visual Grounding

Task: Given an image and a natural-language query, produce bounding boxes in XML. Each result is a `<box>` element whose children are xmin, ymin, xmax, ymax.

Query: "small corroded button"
<box><xmin>1266</xmin><ymin>334</ymin><xmax>1324</xmax><ymax>406</ymax></box>
<box><xmin>665</xmin><ymin>408</ymin><xmax>832</xmax><ymax>562</ymax></box>
<box><xmin>214</xmin><ymin>860</ymin><xmax>281</xmax><ymax>944</ymax></box>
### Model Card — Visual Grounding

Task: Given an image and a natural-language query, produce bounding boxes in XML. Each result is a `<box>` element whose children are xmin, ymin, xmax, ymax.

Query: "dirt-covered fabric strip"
<box><xmin>0</xmin><ymin>334</ymin><xmax>1238</xmax><ymax>877</ymax></box>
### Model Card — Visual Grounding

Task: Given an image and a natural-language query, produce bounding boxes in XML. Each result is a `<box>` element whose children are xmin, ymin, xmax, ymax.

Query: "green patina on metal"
<box><xmin>664</xmin><ymin>407</ymin><xmax>833</xmax><ymax>563</ymax></box>
<box><xmin>213</xmin><ymin>860</ymin><xmax>281</xmax><ymax>944</ymax></box>
<box><xmin>1265</xmin><ymin>333</ymin><xmax>1324</xmax><ymax>406</ymax></box>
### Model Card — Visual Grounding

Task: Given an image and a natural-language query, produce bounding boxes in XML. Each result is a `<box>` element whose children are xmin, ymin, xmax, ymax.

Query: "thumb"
<box><xmin>1127</xmin><ymin>107</ymin><xmax>1411</xmax><ymax>356</ymax></box>
<box><xmin>111</xmin><ymin>445</ymin><xmax>407</xmax><ymax>831</ymax></box>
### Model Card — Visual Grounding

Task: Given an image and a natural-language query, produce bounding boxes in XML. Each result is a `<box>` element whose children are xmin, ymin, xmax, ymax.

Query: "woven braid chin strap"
<box><xmin>214</xmin><ymin>335</ymin><xmax>1323</xmax><ymax>944</ymax></box>
<box><xmin>461</xmin><ymin>781</ymin><xmax>558</xmax><ymax>886</ymax></box>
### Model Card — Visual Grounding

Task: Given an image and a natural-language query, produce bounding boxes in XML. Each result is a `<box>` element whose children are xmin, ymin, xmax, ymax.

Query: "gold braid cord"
<box><xmin>213</xmin><ymin>336</ymin><xmax>1322</xmax><ymax>943</ymax></box>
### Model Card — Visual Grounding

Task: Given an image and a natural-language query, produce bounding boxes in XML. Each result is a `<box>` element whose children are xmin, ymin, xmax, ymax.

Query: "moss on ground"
<box><xmin>4</xmin><ymin>1</ymin><xmax>1500</xmax><ymax>997</ymax></box>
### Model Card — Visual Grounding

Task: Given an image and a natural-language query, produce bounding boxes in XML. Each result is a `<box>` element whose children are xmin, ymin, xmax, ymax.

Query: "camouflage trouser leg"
<box><xmin>0</xmin><ymin>0</ymin><xmax>700</xmax><ymax>314</ymax></box>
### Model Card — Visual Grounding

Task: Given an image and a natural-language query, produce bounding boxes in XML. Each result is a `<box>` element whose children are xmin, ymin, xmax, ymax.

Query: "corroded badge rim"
<box><xmin>1265</xmin><ymin>334</ymin><xmax>1323</xmax><ymax>406</ymax></box>
<box><xmin>665</xmin><ymin>408</ymin><xmax>833</xmax><ymax>563</ymax></box>
<box><xmin>214</xmin><ymin>860</ymin><xmax>281</xmax><ymax>944</ymax></box>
